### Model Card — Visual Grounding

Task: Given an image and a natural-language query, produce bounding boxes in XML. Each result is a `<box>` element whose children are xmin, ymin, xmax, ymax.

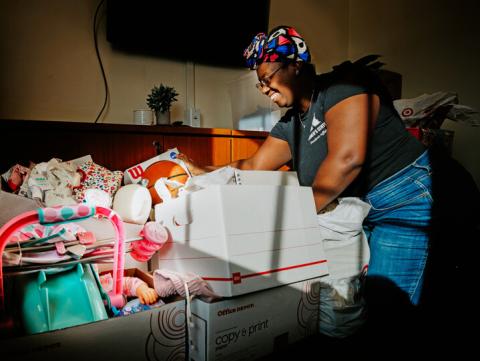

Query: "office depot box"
<box><xmin>189</xmin><ymin>277</ymin><xmax>321</xmax><ymax>361</ymax></box>
<box><xmin>154</xmin><ymin>185</ymin><xmax>329</xmax><ymax>297</ymax></box>
<box><xmin>1</xmin><ymin>269</ymin><xmax>186</xmax><ymax>361</ymax></box>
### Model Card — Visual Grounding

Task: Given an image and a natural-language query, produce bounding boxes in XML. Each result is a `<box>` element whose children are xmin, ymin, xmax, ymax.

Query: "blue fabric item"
<box><xmin>118</xmin><ymin>298</ymin><xmax>151</xmax><ymax>316</ymax></box>
<box><xmin>363</xmin><ymin>150</ymin><xmax>432</xmax><ymax>305</ymax></box>
<box><xmin>243</xmin><ymin>26</ymin><xmax>311</xmax><ymax>69</ymax></box>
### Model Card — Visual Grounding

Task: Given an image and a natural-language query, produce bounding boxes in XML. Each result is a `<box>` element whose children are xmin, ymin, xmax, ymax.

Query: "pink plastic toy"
<box><xmin>0</xmin><ymin>204</ymin><xmax>126</xmax><ymax>329</ymax></box>
<box><xmin>130</xmin><ymin>221</ymin><xmax>168</xmax><ymax>262</ymax></box>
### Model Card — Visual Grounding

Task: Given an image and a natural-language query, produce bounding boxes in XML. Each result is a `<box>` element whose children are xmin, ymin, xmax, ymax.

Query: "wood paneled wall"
<box><xmin>0</xmin><ymin>120</ymin><xmax>269</xmax><ymax>173</ymax></box>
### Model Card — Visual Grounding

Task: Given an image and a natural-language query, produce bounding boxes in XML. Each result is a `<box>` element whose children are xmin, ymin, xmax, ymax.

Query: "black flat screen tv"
<box><xmin>106</xmin><ymin>0</ymin><xmax>270</xmax><ymax>68</ymax></box>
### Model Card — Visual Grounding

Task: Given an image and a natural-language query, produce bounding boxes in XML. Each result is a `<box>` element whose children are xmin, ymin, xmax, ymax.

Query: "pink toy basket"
<box><xmin>0</xmin><ymin>204</ymin><xmax>126</xmax><ymax>329</ymax></box>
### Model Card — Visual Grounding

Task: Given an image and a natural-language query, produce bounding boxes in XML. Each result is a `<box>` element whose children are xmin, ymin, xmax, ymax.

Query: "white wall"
<box><xmin>0</xmin><ymin>0</ymin><xmax>349</xmax><ymax>129</ymax></box>
<box><xmin>348</xmin><ymin>0</ymin><xmax>480</xmax><ymax>186</ymax></box>
<box><xmin>0</xmin><ymin>0</ymin><xmax>247</xmax><ymax>128</ymax></box>
<box><xmin>269</xmin><ymin>0</ymin><xmax>350</xmax><ymax>72</ymax></box>
<box><xmin>1</xmin><ymin>0</ymin><xmax>477</xmax><ymax>184</ymax></box>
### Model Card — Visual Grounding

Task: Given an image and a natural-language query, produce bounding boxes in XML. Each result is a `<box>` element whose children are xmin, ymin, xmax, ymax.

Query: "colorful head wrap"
<box><xmin>243</xmin><ymin>25</ymin><xmax>311</xmax><ymax>70</ymax></box>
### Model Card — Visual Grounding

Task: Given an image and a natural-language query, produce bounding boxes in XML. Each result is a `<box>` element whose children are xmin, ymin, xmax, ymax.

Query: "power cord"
<box><xmin>93</xmin><ymin>0</ymin><xmax>109</xmax><ymax>123</ymax></box>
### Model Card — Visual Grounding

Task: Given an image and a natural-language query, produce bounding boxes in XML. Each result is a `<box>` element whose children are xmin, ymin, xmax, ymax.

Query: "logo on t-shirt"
<box><xmin>308</xmin><ymin>113</ymin><xmax>326</xmax><ymax>145</ymax></box>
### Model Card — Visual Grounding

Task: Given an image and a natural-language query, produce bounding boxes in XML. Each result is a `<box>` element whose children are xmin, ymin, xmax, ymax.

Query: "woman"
<box><xmin>180</xmin><ymin>25</ymin><xmax>431</xmax><ymax>310</ymax></box>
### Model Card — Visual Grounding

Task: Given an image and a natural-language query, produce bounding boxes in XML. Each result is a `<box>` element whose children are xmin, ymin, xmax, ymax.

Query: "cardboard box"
<box><xmin>1</xmin><ymin>269</ymin><xmax>187</xmax><ymax>361</ymax></box>
<box><xmin>154</xmin><ymin>184</ymin><xmax>329</xmax><ymax>297</ymax></box>
<box><xmin>189</xmin><ymin>277</ymin><xmax>322</xmax><ymax>361</ymax></box>
<box><xmin>185</xmin><ymin>239</ymin><xmax>368</xmax><ymax>361</ymax></box>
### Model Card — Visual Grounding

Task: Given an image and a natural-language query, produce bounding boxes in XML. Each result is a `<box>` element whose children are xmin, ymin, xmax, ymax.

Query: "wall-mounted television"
<box><xmin>106</xmin><ymin>0</ymin><xmax>270</xmax><ymax>68</ymax></box>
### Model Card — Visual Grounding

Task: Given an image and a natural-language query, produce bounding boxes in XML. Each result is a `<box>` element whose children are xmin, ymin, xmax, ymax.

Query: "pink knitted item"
<box><xmin>130</xmin><ymin>222</ymin><xmax>168</xmax><ymax>262</ymax></box>
<box><xmin>153</xmin><ymin>269</ymin><xmax>220</xmax><ymax>302</ymax></box>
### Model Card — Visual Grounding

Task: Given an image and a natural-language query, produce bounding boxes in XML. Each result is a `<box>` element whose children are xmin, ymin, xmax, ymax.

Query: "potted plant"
<box><xmin>146</xmin><ymin>84</ymin><xmax>179</xmax><ymax>125</ymax></box>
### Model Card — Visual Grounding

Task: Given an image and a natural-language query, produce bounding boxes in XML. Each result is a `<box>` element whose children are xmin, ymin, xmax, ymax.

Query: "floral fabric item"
<box><xmin>73</xmin><ymin>161</ymin><xmax>123</xmax><ymax>203</ymax></box>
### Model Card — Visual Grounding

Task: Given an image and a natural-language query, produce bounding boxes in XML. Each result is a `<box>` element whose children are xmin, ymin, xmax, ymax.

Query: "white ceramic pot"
<box><xmin>155</xmin><ymin>110</ymin><xmax>170</xmax><ymax>125</ymax></box>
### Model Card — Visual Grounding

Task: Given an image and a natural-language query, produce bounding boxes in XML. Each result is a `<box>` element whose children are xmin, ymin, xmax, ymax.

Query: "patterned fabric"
<box><xmin>243</xmin><ymin>25</ymin><xmax>311</xmax><ymax>69</ymax></box>
<box><xmin>7</xmin><ymin>222</ymin><xmax>86</xmax><ymax>244</ymax></box>
<box><xmin>73</xmin><ymin>161</ymin><xmax>123</xmax><ymax>203</ymax></box>
<box><xmin>38</xmin><ymin>204</ymin><xmax>95</xmax><ymax>224</ymax></box>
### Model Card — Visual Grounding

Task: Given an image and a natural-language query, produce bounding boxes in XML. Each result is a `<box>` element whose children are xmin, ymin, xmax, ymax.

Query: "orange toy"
<box><xmin>142</xmin><ymin>160</ymin><xmax>189</xmax><ymax>204</ymax></box>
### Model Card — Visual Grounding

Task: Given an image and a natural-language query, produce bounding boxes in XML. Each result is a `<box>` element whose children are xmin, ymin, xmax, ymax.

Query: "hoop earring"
<box><xmin>295</xmin><ymin>69</ymin><xmax>300</xmax><ymax>76</ymax></box>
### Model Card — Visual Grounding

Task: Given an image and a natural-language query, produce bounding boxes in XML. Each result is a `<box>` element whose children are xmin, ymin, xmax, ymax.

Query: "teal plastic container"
<box><xmin>18</xmin><ymin>263</ymin><xmax>108</xmax><ymax>334</ymax></box>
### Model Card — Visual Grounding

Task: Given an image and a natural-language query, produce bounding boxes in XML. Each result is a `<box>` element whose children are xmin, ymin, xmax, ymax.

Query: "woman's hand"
<box><xmin>177</xmin><ymin>153</ymin><xmax>206</xmax><ymax>176</ymax></box>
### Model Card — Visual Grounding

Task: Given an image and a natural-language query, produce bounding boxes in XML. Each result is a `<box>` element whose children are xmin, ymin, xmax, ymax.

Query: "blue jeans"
<box><xmin>363</xmin><ymin>150</ymin><xmax>432</xmax><ymax>306</ymax></box>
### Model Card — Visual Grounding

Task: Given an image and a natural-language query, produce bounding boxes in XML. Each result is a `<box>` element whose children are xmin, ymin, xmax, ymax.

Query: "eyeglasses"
<box><xmin>255</xmin><ymin>64</ymin><xmax>284</xmax><ymax>91</ymax></box>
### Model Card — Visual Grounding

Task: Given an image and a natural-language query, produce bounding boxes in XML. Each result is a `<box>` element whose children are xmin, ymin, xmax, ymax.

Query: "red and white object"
<box><xmin>154</xmin><ymin>184</ymin><xmax>329</xmax><ymax>297</ymax></box>
<box><xmin>123</xmin><ymin>148</ymin><xmax>180</xmax><ymax>184</ymax></box>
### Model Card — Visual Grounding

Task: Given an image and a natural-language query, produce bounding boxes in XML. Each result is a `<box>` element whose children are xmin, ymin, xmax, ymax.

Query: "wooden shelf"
<box><xmin>0</xmin><ymin>119</ymin><xmax>269</xmax><ymax>172</ymax></box>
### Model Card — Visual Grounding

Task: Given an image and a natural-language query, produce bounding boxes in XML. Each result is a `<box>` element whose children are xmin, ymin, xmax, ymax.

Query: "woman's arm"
<box><xmin>311</xmin><ymin>93</ymin><xmax>380</xmax><ymax>212</ymax></box>
<box><xmin>179</xmin><ymin>135</ymin><xmax>291</xmax><ymax>174</ymax></box>
<box><xmin>230</xmin><ymin>135</ymin><xmax>291</xmax><ymax>170</ymax></box>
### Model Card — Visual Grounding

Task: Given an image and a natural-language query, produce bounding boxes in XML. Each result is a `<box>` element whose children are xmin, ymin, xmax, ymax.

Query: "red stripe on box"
<box><xmin>202</xmin><ymin>259</ymin><xmax>327</xmax><ymax>283</ymax></box>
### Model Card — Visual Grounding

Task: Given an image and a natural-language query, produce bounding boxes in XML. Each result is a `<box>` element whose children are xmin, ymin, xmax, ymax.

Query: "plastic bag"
<box><xmin>319</xmin><ymin>275</ymin><xmax>367</xmax><ymax>338</ymax></box>
<box><xmin>446</xmin><ymin>104</ymin><xmax>480</xmax><ymax>126</ymax></box>
<box><xmin>393</xmin><ymin>92</ymin><xmax>458</xmax><ymax>128</ymax></box>
<box><xmin>393</xmin><ymin>91</ymin><xmax>480</xmax><ymax>128</ymax></box>
<box><xmin>316</xmin><ymin>198</ymin><xmax>371</xmax><ymax>338</ymax></box>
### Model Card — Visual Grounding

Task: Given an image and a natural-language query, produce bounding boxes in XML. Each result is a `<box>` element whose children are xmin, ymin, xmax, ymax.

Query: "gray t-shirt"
<box><xmin>270</xmin><ymin>64</ymin><xmax>424</xmax><ymax>196</ymax></box>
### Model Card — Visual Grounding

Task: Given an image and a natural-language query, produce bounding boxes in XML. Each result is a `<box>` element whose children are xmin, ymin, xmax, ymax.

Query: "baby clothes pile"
<box><xmin>1</xmin><ymin>155</ymin><xmax>123</xmax><ymax>208</ymax></box>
